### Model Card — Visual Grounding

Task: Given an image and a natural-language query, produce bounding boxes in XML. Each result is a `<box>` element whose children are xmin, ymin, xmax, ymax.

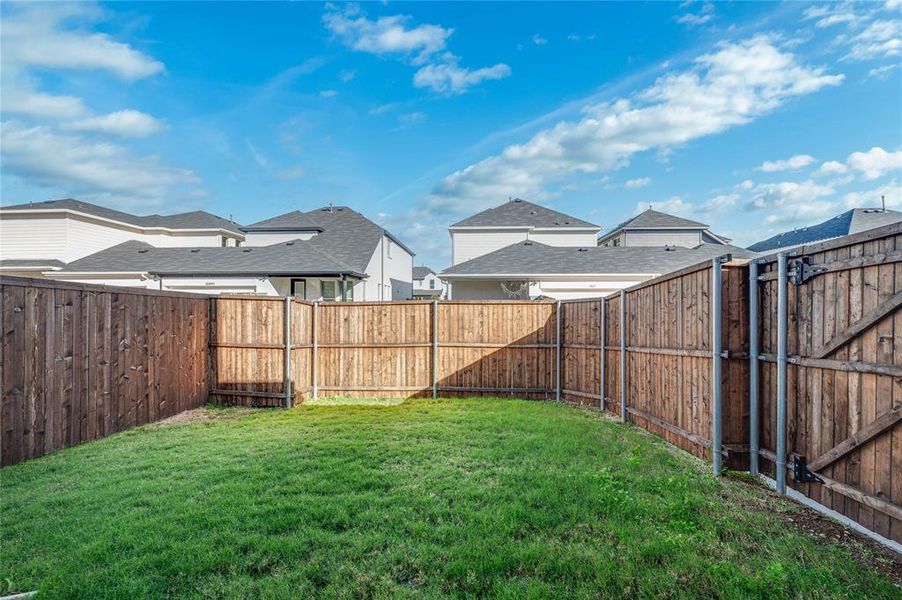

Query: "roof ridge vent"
<box><xmin>523</xmin><ymin>241</ymin><xmax>533</xmax><ymax>246</ymax></box>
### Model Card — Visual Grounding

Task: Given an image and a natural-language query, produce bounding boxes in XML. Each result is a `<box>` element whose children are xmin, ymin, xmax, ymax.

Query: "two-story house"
<box><xmin>412</xmin><ymin>266</ymin><xmax>445</xmax><ymax>299</ymax></box>
<box><xmin>1</xmin><ymin>200</ymin><xmax>414</xmax><ymax>299</ymax></box>
<box><xmin>440</xmin><ymin>199</ymin><xmax>749</xmax><ymax>299</ymax></box>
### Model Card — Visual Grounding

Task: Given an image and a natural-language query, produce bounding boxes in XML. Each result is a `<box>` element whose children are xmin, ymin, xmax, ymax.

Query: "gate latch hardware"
<box><xmin>792</xmin><ymin>456</ymin><xmax>824</xmax><ymax>484</ymax></box>
<box><xmin>788</xmin><ymin>258</ymin><xmax>826</xmax><ymax>286</ymax></box>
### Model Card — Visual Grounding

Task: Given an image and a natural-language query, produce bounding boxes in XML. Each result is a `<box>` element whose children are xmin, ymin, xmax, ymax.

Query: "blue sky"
<box><xmin>1</xmin><ymin>1</ymin><xmax>900</xmax><ymax>268</ymax></box>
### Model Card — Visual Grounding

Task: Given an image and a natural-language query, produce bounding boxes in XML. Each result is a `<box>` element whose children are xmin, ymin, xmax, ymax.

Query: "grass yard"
<box><xmin>2</xmin><ymin>398</ymin><xmax>899</xmax><ymax>599</ymax></box>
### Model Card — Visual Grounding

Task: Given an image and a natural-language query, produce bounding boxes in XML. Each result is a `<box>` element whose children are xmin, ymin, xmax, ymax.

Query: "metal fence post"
<box><xmin>599</xmin><ymin>297</ymin><xmax>606</xmax><ymax>411</ymax></box>
<box><xmin>555</xmin><ymin>300</ymin><xmax>562</xmax><ymax>402</ymax></box>
<box><xmin>711</xmin><ymin>258</ymin><xmax>723</xmax><ymax>476</ymax></box>
<box><xmin>620</xmin><ymin>289</ymin><xmax>627</xmax><ymax>423</ymax></box>
<box><xmin>748</xmin><ymin>259</ymin><xmax>760</xmax><ymax>476</ymax></box>
<box><xmin>284</xmin><ymin>296</ymin><xmax>292</xmax><ymax>409</ymax></box>
<box><xmin>776</xmin><ymin>253</ymin><xmax>788</xmax><ymax>494</ymax></box>
<box><xmin>432</xmin><ymin>300</ymin><xmax>438</xmax><ymax>399</ymax></box>
<box><xmin>312</xmin><ymin>301</ymin><xmax>319</xmax><ymax>400</ymax></box>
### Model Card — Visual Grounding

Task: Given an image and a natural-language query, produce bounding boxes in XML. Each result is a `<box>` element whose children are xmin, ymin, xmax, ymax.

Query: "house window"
<box><xmin>291</xmin><ymin>280</ymin><xmax>306</xmax><ymax>299</ymax></box>
<box><xmin>321</xmin><ymin>280</ymin><xmax>337</xmax><ymax>301</ymax></box>
<box><xmin>236</xmin><ymin>240</ymin><xmax>242</xmax><ymax>247</ymax></box>
<box><xmin>386</xmin><ymin>239</ymin><xmax>392</xmax><ymax>258</ymax></box>
<box><xmin>221</xmin><ymin>237</ymin><xmax>228</xmax><ymax>247</ymax></box>
<box><xmin>344</xmin><ymin>282</ymin><xmax>354</xmax><ymax>301</ymax></box>
<box><xmin>429</xmin><ymin>279</ymin><xmax>435</xmax><ymax>289</ymax></box>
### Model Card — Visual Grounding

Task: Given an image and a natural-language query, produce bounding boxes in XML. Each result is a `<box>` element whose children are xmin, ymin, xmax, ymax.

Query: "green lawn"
<box><xmin>2</xmin><ymin>398</ymin><xmax>898</xmax><ymax>599</ymax></box>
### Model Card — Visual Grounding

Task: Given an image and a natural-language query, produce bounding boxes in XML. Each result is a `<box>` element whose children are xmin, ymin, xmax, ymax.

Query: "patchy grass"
<box><xmin>1</xmin><ymin>398</ymin><xmax>898</xmax><ymax>599</ymax></box>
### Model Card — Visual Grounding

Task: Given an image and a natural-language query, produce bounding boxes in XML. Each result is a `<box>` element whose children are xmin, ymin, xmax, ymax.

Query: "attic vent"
<box><xmin>242</xmin><ymin>248</ymin><xmax>252</xmax><ymax>253</ymax></box>
<box><xmin>863</xmin><ymin>208</ymin><xmax>880</xmax><ymax>213</ymax></box>
<box><xmin>286</xmin><ymin>241</ymin><xmax>294</xmax><ymax>246</ymax></box>
<box><xmin>190</xmin><ymin>249</ymin><xmax>200</xmax><ymax>253</ymax></box>
<box><xmin>138</xmin><ymin>249</ymin><xmax>149</xmax><ymax>254</ymax></box>
<box><xmin>523</xmin><ymin>241</ymin><xmax>533</xmax><ymax>246</ymax></box>
<box><xmin>529</xmin><ymin>210</ymin><xmax>537</xmax><ymax>215</ymax></box>
<box><xmin>664</xmin><ymin>246</ymin><xmax>677</xmax><ymax>252</ymax></box>
<box><xmin>513</xmin><ymin>199</ymin><xmax>522</xmax><ymax>203</ymax></box>
<box><xmin>578</xmin><ymin>248</ymin><xmax>588</xmax><ymax>252</ymax></box>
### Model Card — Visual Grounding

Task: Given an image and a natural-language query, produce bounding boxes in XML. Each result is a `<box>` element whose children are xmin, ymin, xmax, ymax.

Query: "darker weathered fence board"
<box><xmin>757</xmin><ymin>224</ymin><xmax>902</xmax><ymax>543</ymax></box>
<box><xmin>0</xmin><ymin>277</ymin><xmax>210</xmax><ymax>466</ymax></box>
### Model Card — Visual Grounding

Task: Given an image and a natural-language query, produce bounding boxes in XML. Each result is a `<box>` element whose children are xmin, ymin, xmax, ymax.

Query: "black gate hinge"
<box><xmin>792</xmin><ymin>456</ymin><xmax>824</xmax><ymax>484</ymax></box>
<box><xmin>788</xmin><ymin>258</ymin><xmax>826</xmax><ymax>286</ymax></box>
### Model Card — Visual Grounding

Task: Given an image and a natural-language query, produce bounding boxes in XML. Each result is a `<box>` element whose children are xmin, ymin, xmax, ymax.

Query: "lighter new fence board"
<box><xmin>755</xmin><ymin>223</ymin><xmax>902</xmax><ymax>543</ymax></box>
<box><xmin>0</xmin><ymin>276</ymin><xmax>210</xmax><ymax>466</ymax></box>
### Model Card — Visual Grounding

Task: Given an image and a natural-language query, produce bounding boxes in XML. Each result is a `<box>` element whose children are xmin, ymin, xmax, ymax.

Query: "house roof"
<box><xmin>0</xmin><ymin>259</ymin><xmax>66</xmax><ymax>270</ymax></box>
<box><xmin>450</xmin><ymin>198</ymin><xmax>598</xmax><ymax>229</ymax></box>
<box><xmin>747</xmin><ymin>208</ymin><xmax>902</xmax><ymax>253</ymax></box>
<box><xmin>58</xmin><ymin>239</ymin><xmax>367</xmax><ymax>278</ymax></box>
<box><xmin>242</xmin><ymin>206</ymin><xmax>414</xmax><ymax>269</ymax></box>
<box><xmin>440</xmin><ymin>241</ymin><xmax>754</xmax><ymax>277</ymax></box>
<box><xmin>413</xmin><ymin>266</ymin><xmax>434</xmax><ymax>280</ymax></box>
<box><xmin>0</xmin><ymin>198</ymin><xmax>243</xmax><ymax>234</ymax></box>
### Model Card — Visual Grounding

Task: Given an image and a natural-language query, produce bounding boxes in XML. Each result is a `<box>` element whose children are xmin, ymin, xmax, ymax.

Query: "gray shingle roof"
<box><xmin>747</xmin><ymin>208</ymin><xmax>902</xmax><ymax>253</ymax></box>
<box><xmin>450</xmin><ymin>198</ymin><xmax>598</xmax><ymax>228</ymax></box>
<box><xmin>440</xmin><ymin>241</ymin><xmax>754</xmax><ymax>277</ymax></box>
<box><xmin>243</xmin><ymin>211</ymin><xmax>323</xmax><ymax>231</ymax></box>
<box><xmin>413</xmin><ymin>266</ymin><xmax>434</xmax><ymax>280</ymax></box>
<box><xmin>1</xmin><ymin>198</ymin><xmax>243</xmax><ymax>234</ymax></box>
<box><xmin>59</xmin><ymin>239</ymin><xmax>366</xmax><ymax>277</ymax></box>
<box><xmin>604</xmin><ymin>208</ymin><xmax>709</xmax><ymax>235</ymax></box>
<box><xmin>0</xmin><ymin>259</ymin><xmax>66</xmax><ymax>269</ymax></box>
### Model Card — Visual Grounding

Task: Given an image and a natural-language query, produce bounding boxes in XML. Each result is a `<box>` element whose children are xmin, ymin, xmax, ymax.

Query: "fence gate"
<box><xmin>753</xmin><ymin>224</ymin><xmax>902</xmax><ymax>543</ymax></box>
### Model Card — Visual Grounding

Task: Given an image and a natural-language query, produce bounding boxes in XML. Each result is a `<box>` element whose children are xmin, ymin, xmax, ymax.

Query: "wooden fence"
<box><xmin>0</xmin><ymin>277</ymin><xmax>210</xmax><ymax>466</ymax></box>
<box><xmin>558</xmin><ymin>258</ymin><xmax>749</xmax><ymax>469</ymax></box>
<box><xmin>754</xmin><ymin>223</ymin><xmax>902</xmax><ymax>543</ymax></box>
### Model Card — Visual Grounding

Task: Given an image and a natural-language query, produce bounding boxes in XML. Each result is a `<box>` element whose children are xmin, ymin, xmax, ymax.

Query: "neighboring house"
<box><xmin>441</xmin><ymin>200</ymin><xmax>747</xmax><ymax>299</ymax></box>
<box><xmin>449</xmin><ymin>198</ymin><xmax>600</xmax><ymax>266</ymax></box>
<box><xmin>747</xmin><ymin>207</ymin><xmax>902</xmax><ymax>254</ymax></box>
<box><xmin>0</xmin><ymin>199</ymin><xmax>244</xmax><ymax>278</ymax></box>
<box><xmin>597</xmin><ymin>208</ymin><xmax>731</xmax><ymax>247</ymax></box>
<box><xmin>35</xmin><ymin>204</ymin><xmax>414</xmax><ymax>300</ymax></box>
<box><xmin>441</xmin><ymin>241</ymin><xmax>754</xmax><ymax>300</ymax></box>
<box><xmin>412</xmin><ymin>266</ymin><xmax>445</xmax><ymax>299</ymax></box>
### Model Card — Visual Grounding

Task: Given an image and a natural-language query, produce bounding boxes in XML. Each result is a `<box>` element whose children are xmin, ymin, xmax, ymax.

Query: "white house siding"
<box><xmin>622</xmin><ymin>229</ymin><xmax>701</xmax><ymax>247</ymax></box>
<box><xmin>414</xmin><ymin>272</ymin><xmax>443</xmax><ymax>296</ymax></box>
<box><xmin>243</xmin><ymin>231</ymin><xmax>318</xmax><ymax>246</ymax></box>
<box><xmin>529</xmin><ymin>230</ymin><xmax>598</xmax><ymax>247</ymax></box>
<box><xmin>451</xmin><ymin>229</ymin><xmax>528</xmax><ymax>265</ymax></box>
<box><xmin>447</xmin><ymin>274</ymin><xmax>657</xmax><ymax>300</ymax></box>
<box><xmin>0</xmin><ymin>213</ymin><xmax>238</xmax><ymax>265</ymax></box>
<box><xmin>359</xmin><ymin>235</ymin><xmax>413</xmax><ymax>301</ymax></box>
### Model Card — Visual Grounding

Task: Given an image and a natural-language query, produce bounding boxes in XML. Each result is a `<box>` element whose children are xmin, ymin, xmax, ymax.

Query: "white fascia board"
<box><xmin>440</xmin><ymin>272</ymin><xmax>659</xmax><ymax>280</ymax></box>
<box><xmin>448</xmin><ymin>225</ymin><xmax>532</xmax><ymax>231</ymax></box>
<box><xmin>47</xmin><ymin>271</ymin><xmax>152</xmax><ymax>278</ymax></box>
<box><xmin>0</xmin><ymin>208</ymin><xmax>244</xmax><ymax>239</ymax></box>
<box><xmin>0</xmin><ymin>265</ymin><xmax>63</xmax><ymax>271</ymax></box>
<box><xmin>529</xmin><ymin>226</ymin><xmax>600</xmax><ymax>233</ymax></box>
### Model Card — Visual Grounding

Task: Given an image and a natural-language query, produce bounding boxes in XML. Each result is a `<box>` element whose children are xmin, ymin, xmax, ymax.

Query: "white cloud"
<box><xmin>702</xmin><ymin>193</ymin><xmax>740</xmax><ymax>212</ymax></box>
<box><xmin>64</xmin><ymin>110</ymin><xmax>164</xmax><ymax>137</ymax></box>
<box><xmin>276</xmin><ymin>165</ymin><xmax>305</xmax><ymax>180</ymax></box>
<box><xmin>413</xmin><ymin>61</ymin><xmax>511</xmax><ymax>94</ymax></box>
<box><xmin>747</xmin><ymin>180</ymin><xmax>835</xmax><ymax>210</ymax></box>
<box><xmin>323</xmin><ymin>7</ymin><xmax>451</xmax><ymax>63</ymax></box>
<box><xmin>0</xmin><ymin>121</ymin><xmax>197</xmax><ymax>199</ymax></box>
<box><xmin>320</xmin><ymin>89</ymin><xmax>338</xmax><ymax>98</ymax></box>
<box><xmin>677</xmin><ymin>2</ymin><xmax>715</xmax><ymax>27</ymax></box>
<box><xmin>803</xmin><ymin>4</ymin><xmax>863</xmax><ymax>29</ymax></box>
<box><xmin>755</xmin><ymin>154</ymin><xmax>815</xmax><ymax>172</ymax></box>
<box><xmin>816</xmin><ymin>160</ymin><xmax>849</xmax><ymax>176</ymax></box>
<box><xmin>1</xmin><ymin>81</ymin><xmax>89</xmax><ymax>119</ymax></box>
<box><xmin>369</xmin><ymin>102</ymin><xmax>401</xmax><ymax>115</ymax></box>
<box><xmin>247</xmin><ymin>142</ymin><xmax>269</xmax><ymax>169</ymax></box>
<box><xmin>1</xmin><ymin>3</ymin><xmax>164</xmax><ymax>79</ymax></box>
<box><xmin>624</xmin><ymin>177</ymin><xmax>651</xmax><ymax>189</ymax></box>
<box><xmin>845</xmin><ymin>19</ymin><xmax>902</xmax><ymax>61</ymax></box>
<box><xmin>532</xmin><ymin>34</ymin><xmax>548</xmax><ymax>46</ymax></box>
<box><xmin>398</xmin><ymin>111</ymin><xmax>427</xmax><ymax>125</ymax></box>
<box><xmin>635</xmin><ymin>196</ymin><xmax>695</xmax><ymax>216</ymax></box>
<box><xmin>339</xmin><ymin>69</ymin><xmax>357</xmax><ymax>83</ymax></box>
<box><xmin>323</xmin><ymin>5</ymin><xmax>509</xmax><ymax>94</ymax></box>
<box><xmin>841</xmin><ymin>179</ymin><xmax>902</xmax><ymax>208</ymax></box>
<box><xmin>425</xmin><ymin>36</ymin><xmax>843</xmax><ymax>213</ymax></box>
<box><xmin>868</xmin><ymin>63</ymin><xmax>901</xmax><ymax>78</ymax></box>
<box><xmin>847</xmin><ymin>147</ymin><xmax>902</xmax><ymax>180</ymax></box>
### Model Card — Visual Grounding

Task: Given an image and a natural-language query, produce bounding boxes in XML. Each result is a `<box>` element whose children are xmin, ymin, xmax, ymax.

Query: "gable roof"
<box><xmin>413</xmin><ymin>266</ymin><xmax>434</xmax><ymax>280</ymax></box>
<box><xmin>450</xmin><ymin>198</ymin><xmax>598</xmax><ymax>229</ymax></box>
<box><xmin>59</xmin><ymin>239</ymin><xmax>366</xmax><ymax>278</ymax></box>
<box><xmin>440</xmin><ymin>241</ymin><xmax>754</xmax><ymax>277</ymax></box>
<box><xmin>0</xmin><ymin>198</ymin><xmax>243</xmax><ymax>234</ymax></box>
<box><xmin>242</xmin><ymin>211</ymin><xmax>323</xmax><ymax>231</ymax></box>
<box><xmin>747</xmin><ymin>208</ymin><xmax>902</xmax><ymax>253</ymax></box>
<box><xmin>598</xmin><ymin>208</ymin><xmax>729</xmax><ymax>245</ymax></box>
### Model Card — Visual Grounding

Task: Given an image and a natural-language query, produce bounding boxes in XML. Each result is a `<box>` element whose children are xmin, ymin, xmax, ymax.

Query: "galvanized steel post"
<box><xmin>748</xmin><ymin>259</ymin><xmax>760</xmax><ymax>476</ymax></box>
<box><xmin>284</xmin><ymin>296</ymin><xmax>292</xmax><ymax>409</ymax></box>
<box><xmin>555</xmin><ymin>300</ymin><xmax>562</xmax><ymax>402</ymax></box>
<box><xmin>432</xmin><ymin>300</ymin><xmax>438</xmax><ymax>399</ymax></box>
<box><xmin>312</xmin><ymin>301</ymin><xmax>319</xmax><ymax>401</ymax></box>
<box><xmin>620</xmin><ymin>289</ymin><xmax>627</xmax><ymax>423</ymax></box>
<box><xmin>711</xmin><ymin>258</ymin><xmax>723</xmax><ymax>476</ymax></box>
<box><xmin>776</xmin><ymin>253</ymin><xmax>789</xmax><ymax>494</ymax></box>
<box><xmin>599</xmin><ymin>297</ymin><xmax>606</xmax><ymax>411</ymax></box>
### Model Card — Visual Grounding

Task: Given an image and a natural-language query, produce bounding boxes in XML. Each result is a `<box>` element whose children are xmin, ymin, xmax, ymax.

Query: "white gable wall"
<box><xmin>243</xmin><ymin>231</ymin><xmax>319</xmax><ymax>246</ymax></box>
<box><xmin>623</xmin><ymin>229</ymin><xmax>702</xmax><ymax>247</ymax></box>
<box><xmin>528</xmin><ymin>230</ymin><xmax>598</xmax><ymax>247</ymax></box>
<box><xmin>451</xmin><ymin>229</ymin><xmax>529</xmax><ymax>265</ymax></box>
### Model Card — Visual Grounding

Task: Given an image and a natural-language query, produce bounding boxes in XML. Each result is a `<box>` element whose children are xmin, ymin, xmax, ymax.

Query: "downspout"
<box><xmin>381</xmin><ymin>236</ymin><xmax>385</xmax><ymax>300</ymax></box>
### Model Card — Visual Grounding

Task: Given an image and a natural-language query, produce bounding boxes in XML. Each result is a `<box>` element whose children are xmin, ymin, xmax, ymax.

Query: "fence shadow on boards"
<box><xmin>752</xmin><ymin>222</ymin><xmax>902</xmax><ymax>543</ymax></box>
<box><xmin>0</xmin><ymin>276</ymin><xmax>210</xmax><ymax>467</ymax></box>
<box><xmin>211</xmin><ymin>299</ymin><xmax>559</xmax><ymax>404</ymax></box>
<box><xmin>558</xmin><ymin>257</ymin><xmax>750</xmax><ymax>472</ymax></box>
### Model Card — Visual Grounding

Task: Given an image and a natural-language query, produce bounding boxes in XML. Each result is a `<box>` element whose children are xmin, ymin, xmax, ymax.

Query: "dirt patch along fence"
<box><xmin>0</xmin><ymin>277</ymin><xmax>210</xmax><ymax>466</ymax></box>
<box><xmin>753</xmin><ymin>223</ymin><xmax>902</xmax><ymax>543</ymax></box>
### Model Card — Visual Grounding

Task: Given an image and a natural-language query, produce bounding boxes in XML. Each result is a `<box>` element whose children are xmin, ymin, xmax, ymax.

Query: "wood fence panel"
<box><xmin>756</xmin><ymin>224</ymin><xmax>902</xmax><ymax>542</ymax></box>
<box><xmin>290</xmin><ymin>300</ymin><xmax>313</xmax><ymax>402</ymax></box>
<box><xmin>560</xmin><ymin>299</ymin><xmax>602</xmax><ymax>407</ymax></box>
<box><xmin>1</xmin><ymin>277</ymin><xmax>209</xmax><ymax>466</ymax></box>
